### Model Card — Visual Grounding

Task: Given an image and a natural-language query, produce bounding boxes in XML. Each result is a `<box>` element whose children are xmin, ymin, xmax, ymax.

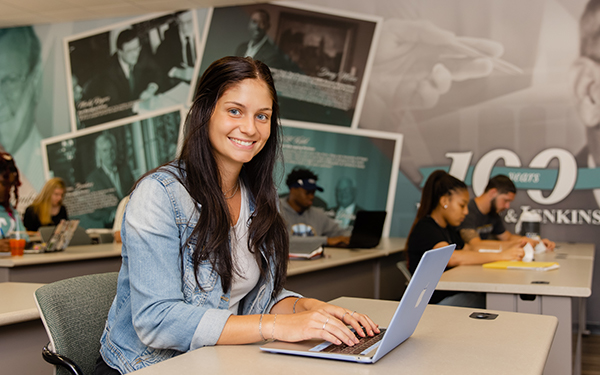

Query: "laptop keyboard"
<box><xmin>321</xmin><ymin>328</ymin><xmax>387</xmax><ymax>355</ymax></box>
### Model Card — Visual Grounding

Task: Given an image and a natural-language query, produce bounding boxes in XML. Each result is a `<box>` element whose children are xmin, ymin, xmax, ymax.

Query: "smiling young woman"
<box><xmin>95</xmin><ymin>56</ymin><xmax>380</xmax><ymax>375</ymax></box>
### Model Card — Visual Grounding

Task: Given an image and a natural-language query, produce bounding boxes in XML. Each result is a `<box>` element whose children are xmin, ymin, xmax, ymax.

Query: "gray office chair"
<box><xmin>34</xmin><ymin>272</ymin><xmax>119</xmax><ymax>375</ymax></box>
<box><xmin>396</xmin><ymin>260</ymin><xmax>412</xmax><ymax>285</ymax></box>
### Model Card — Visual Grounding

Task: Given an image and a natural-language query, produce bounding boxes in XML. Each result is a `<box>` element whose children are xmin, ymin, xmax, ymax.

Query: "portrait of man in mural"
<box><xmin>327</xmin><ymin>176</ymin><xmax>363</xmax><ymax>230</ymax></box>
<box><xmin>84</xmin><ymin>131</ymin><xmax>135</xmax><ymax>228</ymax></box>
<box><xmin>571</xmin><ymin>0</ymin><xmax>600</xmax><ymax>207</ymax></box>
<box><xmin>234</xmin><ymin>8</ymin><xmax>289</xmax><ymax>70</ymax></box>
<box><xmin>0</xmin><ymin>26</ymin><xmax>44</xmax><ymax>202</ymax></box>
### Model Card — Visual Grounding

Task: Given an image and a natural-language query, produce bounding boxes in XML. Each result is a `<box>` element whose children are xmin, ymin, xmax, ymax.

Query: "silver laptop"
<box><xmin>260</xmin><ymin>244</ymin><xmax>455</xmax><ymax>363</ymax></box>
<box><xmin>39</xmin><ymin>220</ymin><xmax>91</xmax><ymax>251</ymax></box>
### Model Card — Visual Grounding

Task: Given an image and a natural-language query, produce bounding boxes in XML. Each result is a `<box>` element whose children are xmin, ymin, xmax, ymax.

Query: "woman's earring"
<box><xmin>444</xmin><ymin>205</ymin><xmax>448</xmax><ymax>209</ymax></box>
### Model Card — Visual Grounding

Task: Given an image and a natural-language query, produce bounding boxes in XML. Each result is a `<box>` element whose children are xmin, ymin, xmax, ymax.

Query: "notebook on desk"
<box><xmin>331</xmin><ymin>210</ymin><xmax>387</xmax><ymax>249</ymax></box>
<box><xmin>260</xmin><ymin>244</ymin><xmax>455</xmax><ymax>363</ymax></box>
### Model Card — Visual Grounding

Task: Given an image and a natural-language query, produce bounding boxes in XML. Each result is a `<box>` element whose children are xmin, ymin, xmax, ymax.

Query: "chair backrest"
<box><xmin>35</xmin><ymin>272</ymin><xmax>119</xmax><ymax>375</ymax></box>
<box><xmin>396</xmin><ymin>260</ymin><xmax>412</xmax><ymax>284</ymax></box>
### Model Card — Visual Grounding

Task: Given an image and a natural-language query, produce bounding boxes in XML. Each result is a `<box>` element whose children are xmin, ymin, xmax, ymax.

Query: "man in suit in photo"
<box><xmin>328</xmin><ymin>177</ymin><xmax>363</xmax><ymax>231</ymax></box>
<box><xmin>86</xmin><ymin>132</ymin><xmax>135</xmax><ymax>227</ymax></box>
<box><xmin>87</xmin><ymin>28</ymin><xmax>160</xmax><ymax>125</ymax></box>
<box><xmin>154</xmin><ymin>11</ymin><xmax>197</xmax><ymax>92</ymax></box>
<box><xmin>235</xmin><ymin>9</ymin><xmax>288</xmax><ymax>70</ymax></box>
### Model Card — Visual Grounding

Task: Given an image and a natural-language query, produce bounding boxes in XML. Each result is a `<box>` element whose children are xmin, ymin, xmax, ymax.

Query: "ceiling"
<box><xmin>0</xmin><ymin>0</ymin><xmax>264</xmax><ymax>28</ymax></box>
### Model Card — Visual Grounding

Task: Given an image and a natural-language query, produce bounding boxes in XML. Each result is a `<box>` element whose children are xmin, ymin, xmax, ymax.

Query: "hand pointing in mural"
<box><xmin>367</xmin><ymin>18</ymin><xmax>509</xmax><ymax>111</ymax></box>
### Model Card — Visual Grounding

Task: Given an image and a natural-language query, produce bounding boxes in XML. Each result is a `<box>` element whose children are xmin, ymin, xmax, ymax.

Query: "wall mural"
<box><xmin>0</xmin><ymin>0</ymin><xmax>598</xmax><ymax>324</ymax></box>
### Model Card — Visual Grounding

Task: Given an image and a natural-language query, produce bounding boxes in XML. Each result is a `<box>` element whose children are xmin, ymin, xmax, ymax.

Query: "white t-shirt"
<box><xmin>228</xmin><ymin>185</ymin><xmax>260</xmax><ymax>313</ymax></box>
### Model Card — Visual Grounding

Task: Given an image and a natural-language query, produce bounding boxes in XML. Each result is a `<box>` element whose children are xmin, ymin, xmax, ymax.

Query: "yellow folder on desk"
<box><xmin>483</xmin><ymin>261</ymin><xmax>560</xmax><ymax>271</ymax></box>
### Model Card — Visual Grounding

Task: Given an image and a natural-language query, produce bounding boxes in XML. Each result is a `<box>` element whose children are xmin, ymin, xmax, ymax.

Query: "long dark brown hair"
<box><xmin>406</xmin><ymin>170</ymin><xmax>467</xmax><ymax>247</ymax></box>
<box><xmin>176</xmin><ymin>56</ymin><xmax>288</xmax><ymax>296</ymax></box>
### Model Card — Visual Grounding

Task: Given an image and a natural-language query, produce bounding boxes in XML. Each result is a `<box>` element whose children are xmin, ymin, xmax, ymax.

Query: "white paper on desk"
<box><xmin>523</xmin><ymin>243</ymin><xmax>535</xmax><ymax>262</ymax></box>
<box><xmin>479</xmin><ymin>248</ymin><xmax>501</xmax><ymax>253</ymax></box>
<box><xmin>535</xmin><ymin>241</ymin><xmax>547</xmax><ymax>254</ymax></box>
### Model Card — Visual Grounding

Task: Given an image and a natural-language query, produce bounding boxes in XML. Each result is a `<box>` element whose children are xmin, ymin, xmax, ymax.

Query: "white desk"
<box><xmin>436</xmin><ymin>242</ymin><xmax>595</xmax><ymax>375</ymax></box>
<box><xmin>0</xmin><ymin>282</ymin><xmax>52</xmax><ymax>374</ymax></box>
<box><xmin>0</xmin><ymin>243</ymin><xmax>122</xmax><ymax>283</ymax></box>
<box><xmin>286</xmin><ymin>237</ymin><xmax>406</xmax><ymax>301</ymax></box>
<box><xmin>129</xmin><ymin>297</ymin><xmax>557</xmax><ymax>375</ymax></box>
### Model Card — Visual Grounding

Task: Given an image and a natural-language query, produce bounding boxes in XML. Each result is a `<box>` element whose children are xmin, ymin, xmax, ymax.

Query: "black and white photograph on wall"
<box><xmin>42</xmin><ymin>108</ymin><xmax>183</xmax><ymax>229</ymax></box>
<box><xmin>65</xmin><ymin>10</ymin><xmax>200</xmax><ymax>130</ymax></box>
<box><xmin>199</xmin><ymin>2</ymin><xmax>380</xmax><ymax>128</ymax></box>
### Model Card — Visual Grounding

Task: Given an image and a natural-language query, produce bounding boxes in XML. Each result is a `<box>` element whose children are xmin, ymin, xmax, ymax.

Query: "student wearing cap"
<box><xmin>280</xmin><ymin>167</ymin><xmax>350</xmax><ymax>247</ymax></box>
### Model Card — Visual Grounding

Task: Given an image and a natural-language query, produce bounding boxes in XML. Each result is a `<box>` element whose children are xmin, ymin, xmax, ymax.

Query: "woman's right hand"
<box><xmin>269</xmin><ymin>308</ymin><xmax>378</xmax><ymax>347</ymax></box>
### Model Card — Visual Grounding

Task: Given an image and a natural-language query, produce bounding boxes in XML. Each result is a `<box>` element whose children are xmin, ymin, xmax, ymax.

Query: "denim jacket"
<box><xmin>99</xmin><ymin>165</ymin><xmax>299</xmax><ymax>373</ymax></box>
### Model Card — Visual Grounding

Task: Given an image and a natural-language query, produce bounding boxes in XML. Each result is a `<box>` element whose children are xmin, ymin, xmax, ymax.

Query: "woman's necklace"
<box><xmin>223</xmin><ymin>180</ymin><xmax>239</xmax><ymax>200</ymax></box>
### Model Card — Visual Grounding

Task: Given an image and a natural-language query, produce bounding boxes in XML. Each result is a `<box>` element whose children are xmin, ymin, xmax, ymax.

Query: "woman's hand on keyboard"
<box><xmin>270</xmin><ymin>298</ymin><xmax>380</xmax><ymax>346</ymax></box>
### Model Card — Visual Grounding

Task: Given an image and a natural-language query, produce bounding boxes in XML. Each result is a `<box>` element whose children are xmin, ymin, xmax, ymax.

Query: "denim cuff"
<box><xmin>190</xmin><ymin>308</ymin><xmax>233</xmax><ymax>349</ymax></box>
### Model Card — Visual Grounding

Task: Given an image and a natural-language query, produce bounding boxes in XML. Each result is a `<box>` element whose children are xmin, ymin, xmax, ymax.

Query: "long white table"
<box><xmin>0</xmin><ymin>239</ymin><xmax>407</xmax><ymax>299</ymax></box>
<box><xmin>436</xmin><ymin>242</ymin><xmax>595</xmax><ymax>375</ymax></box>
<box><xmin>129</xmin><ymin>296</ymin><xmax>558</xmax><ymax>375</ymax></box>
<box><xmin>0</xmin><ymin>243</ymin><xmax>122</xmax><ymax>283</ymax></box>
<box><xmin>0</xmin><ymin>282</ymin><xmax>51</xmax><ymax>374</ymax></box>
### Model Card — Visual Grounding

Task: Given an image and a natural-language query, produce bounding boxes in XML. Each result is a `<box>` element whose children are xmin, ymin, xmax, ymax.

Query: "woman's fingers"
<box><xmin>336</xmin><ymin>309</ymin><xmax>380</xmax><ymax>339</ymax></box>
<box><xmin>316</xmin><ymin>312</ymin><xmax>359</xmax><ymax>346</ymax></box>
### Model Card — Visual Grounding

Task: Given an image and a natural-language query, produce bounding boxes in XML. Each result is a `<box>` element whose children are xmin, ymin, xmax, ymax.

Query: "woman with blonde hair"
<box><xmin>23</xmin><ymin>177</ymin><xmax>68</xmax><ymax>232</ymax></box>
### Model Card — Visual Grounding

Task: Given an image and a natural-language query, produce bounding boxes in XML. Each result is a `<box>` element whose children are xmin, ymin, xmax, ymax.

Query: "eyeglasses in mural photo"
<box><xmin>199</xmin><ymin>2</ymin><xmax>380</xmax><ymax>128</ymax></box>
<box><xmin>65</xmin><ymin>10</ymin><xmax>200</xmax><ymax>130</ymax></box>
<box><xmin>41</xmin><ymin>109</ymin><xmax>183</xmax><ymax>228</ymax></box>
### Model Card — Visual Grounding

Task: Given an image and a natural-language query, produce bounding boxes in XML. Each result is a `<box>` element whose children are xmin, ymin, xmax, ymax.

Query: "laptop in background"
<box><xmin>39</xmin><ymin>220</ymin><xmax>91</xmax><ymax>251</ymax></box>
<box><xmin>260</xmin><ymin>244</ymin><xmax>455</xmax><ymax>363</ymax></box>
<box><xmin>331</xmin><ymin>210</ymin><xmax>387</xmax><ymax>249</ymax></box>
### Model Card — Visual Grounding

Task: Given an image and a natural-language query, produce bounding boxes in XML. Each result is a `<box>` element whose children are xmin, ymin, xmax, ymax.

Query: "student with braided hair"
<box><xmin>0</xmin><ymin>152</ymin><xmax>28</xmax><ymax>252</ymax></box>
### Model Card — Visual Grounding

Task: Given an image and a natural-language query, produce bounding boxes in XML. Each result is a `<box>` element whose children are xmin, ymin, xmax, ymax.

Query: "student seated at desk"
<box><xmin>95</xmin><ymin>56</ymin><xmax>379</xmax><ymax>375</ymax></box>
<box><xmin>279</xmin><ymin>167</ymin><xmax>350</xmax><ymax>247</ymax></box>
<box><xmin>457</xmin><ymin>174</ymin><xmax>555</xmax><ymax>251</ymax></box>
<box><xmin>23</xmin><ymin>177</ymin><xmax>68</xmax><ymax>232</ymax></box>
<box><xmin>406</xmin><ymin>170</ymin><xmax>524</xmax><ymax>308</ymax></box>
<box><xmin>0</xmin><ymin>153</ymin><xmax>29</xmax><ymax>251</ymax></box>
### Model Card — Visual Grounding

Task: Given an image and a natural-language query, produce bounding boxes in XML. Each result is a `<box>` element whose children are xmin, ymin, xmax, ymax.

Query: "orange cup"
<box><xmin>9</xmin><ymin>238</ymin><xmax>26</xmax><ymax>256</ymax></box>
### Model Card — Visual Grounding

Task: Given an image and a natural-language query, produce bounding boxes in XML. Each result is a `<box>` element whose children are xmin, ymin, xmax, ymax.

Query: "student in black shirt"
<box><xmin>406</xmin><ymin>170</ymin><xmax>524</xmax><ymax>307</ymax></box>
<box><xmin>23</xmin><ymin>177</ymin><xmax>68</xmax><ymax>232</ymax></box>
